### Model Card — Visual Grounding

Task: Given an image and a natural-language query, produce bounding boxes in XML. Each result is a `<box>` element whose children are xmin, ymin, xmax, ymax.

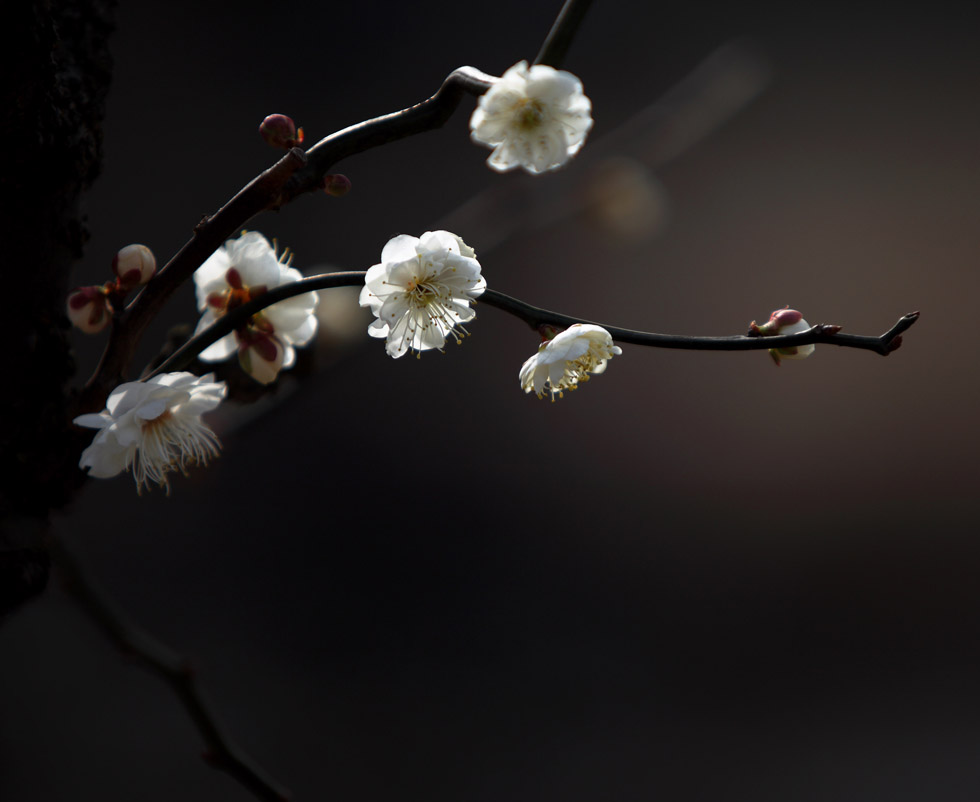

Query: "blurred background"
<box><xmin>3</xmin><ymin>0</ymin><xmax>980</xmax><ymax>799</ymax></box>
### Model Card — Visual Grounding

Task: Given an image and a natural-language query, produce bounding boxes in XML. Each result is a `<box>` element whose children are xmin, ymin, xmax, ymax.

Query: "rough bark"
<box><xmin>0</xmin><ymin>0</ymin><xmax>116</xmax><ymax>616</ymax></box>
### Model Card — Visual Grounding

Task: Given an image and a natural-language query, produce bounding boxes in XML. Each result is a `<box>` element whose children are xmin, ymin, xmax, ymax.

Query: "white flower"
<box><xmin>359</xmin><ymin>231</ymin><xmax>486</xmax><ymax>358</ymax></box>
<box><xmin>470</xmin><ymin>60</ymin><xmax>592</xmax><ymax>174</ymax></box>
<box><xmin>519</xmin><ymin>324</ymin><xmax>622</xmax><ymax>401</ymax></box>
<box><xmin>193</xmin><ymin>231</ymin><xmax>318</xmax><ymax>384</ymax></box>
<box><xmin>74</xmin><ymin>373</ymin><xmax>227</xmax><ymax>493</ymax></box>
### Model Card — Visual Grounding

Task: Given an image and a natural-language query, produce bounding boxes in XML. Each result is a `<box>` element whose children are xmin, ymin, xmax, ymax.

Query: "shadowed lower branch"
<box><xmin>47</xmin><ymin>532</ymin><xmax>291</xmax><ymax>802</ymax></box>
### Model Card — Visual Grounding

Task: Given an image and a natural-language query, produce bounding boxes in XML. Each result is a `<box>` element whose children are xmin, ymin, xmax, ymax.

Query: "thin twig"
<box><xmin>47</xmin><ymin>532</ymin><xmax>291</xmax><ymax>802</ymax></box>
<box><xmin>534</xmin><ymin>0</ymin><xmax>596</xmax><ymax>68</ymax></box>
<box><xmin>285</xmin><ymin>67</ymin><xmax>495</xmax><ymax>204</ymax></box>
<box><xmin>481</xmin><ymin>290</ymin><xmax>920</xmax><ymax>355</ymax></box>
<box><xmin>145</xmin><ymin>270</ymin><xmax>919</xmax><ymax>378</ymax></box>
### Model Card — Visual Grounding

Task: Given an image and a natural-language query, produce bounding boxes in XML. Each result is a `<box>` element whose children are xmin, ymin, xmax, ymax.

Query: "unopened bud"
<box><xmin>259</xmin><ymin>114</ymin><xmax>304</xmax><ymax>149</ymax></box>
<box><xmin>750</xmin><ymin>306</ymin><xmax>808</xmax><ymax>336</ymax></box>
<box><xmin>67</xmin><ymin>286</ymin><xmax>112</xmax><ymax>334</ymax></box>
<box><xmin>322</xmin><ymin>174</ymin><xmax>351</xmax><ymax>197</ymax></box>
<box><xmin>112</xmin><ymin>244</ymin><xmax>156</xmax><ymax>288</ymax></box>
<box><xmin>748</xmin><ymin>307</ymin><xmax>815</xmax><ymax>365</ymax></box>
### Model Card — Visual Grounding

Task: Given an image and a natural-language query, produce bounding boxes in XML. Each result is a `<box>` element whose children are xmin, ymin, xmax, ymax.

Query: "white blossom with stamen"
<box><xmin>359</xmin><ymin>231</ymin><xmax>486</xmax><ymax>358</ymax></box>
<box><xmin>74</xmin><ymin>372</ymin><xmax>227</xmax><ymax>493</ymax></box>
<box><xmin>519</xmin><ymin>324</ymin><xmax>622</xmax><ymax>401</ymax></box>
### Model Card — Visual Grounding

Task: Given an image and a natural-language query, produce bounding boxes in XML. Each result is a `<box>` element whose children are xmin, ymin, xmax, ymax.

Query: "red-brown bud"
<box><xmin>259</xmin><ymin>114</ymin><xmax>304</xmax><ymax>149</ymax></box>
<box><xmin>322</xmin><ymin>174</ymin><xmax>351</xmax><ymax>197</ymax></box>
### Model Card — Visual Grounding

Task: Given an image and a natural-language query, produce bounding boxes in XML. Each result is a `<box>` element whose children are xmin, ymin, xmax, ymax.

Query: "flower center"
<box><xmin>406</xmin><ymin>277</ymin><xmax>441</xmax><ymax>305</ymax></box>
<box><xmin>133</xmin><ymin>409</ymin><xmax>220</xmax><ymax>494</ymax></box>
<box><xmin>515</xmin><ymin>99</ymin><xmax>545</xmax><ymax>131</ymax></box>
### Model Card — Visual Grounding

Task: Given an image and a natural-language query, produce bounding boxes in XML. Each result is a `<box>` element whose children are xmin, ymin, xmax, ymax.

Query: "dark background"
<box><xmin>3</xmin><ymin>0</ymin><xmax>980</xmax><ymax>799</ymax></box>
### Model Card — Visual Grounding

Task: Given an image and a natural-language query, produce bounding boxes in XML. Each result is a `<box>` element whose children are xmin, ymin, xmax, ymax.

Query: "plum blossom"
<box><xmin>359</xmin><ymin>231</ymin><xmax>486</xmax><ymax>358</ymax></box>
<box><xmin>469</xmin><ymin>60</ymin><xmax>592</xmax><ymax>174</ymax></box>
<box><xmin>520</xmin><ymin>324</ymin><xmax>622</xmax><ymax>401</ymax></box>
<box><xmin>193</xmin><ymin>231</ymin><xmax>318</xmax><ymax>384</ymax></box>
<box><xmin>74</xmin><ymin>372</ymin><xmax>227</xmax><ymax>493</ymax></box>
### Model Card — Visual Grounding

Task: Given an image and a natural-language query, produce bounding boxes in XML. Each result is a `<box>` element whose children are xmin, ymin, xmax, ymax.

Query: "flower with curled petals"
<box><xmin>74</xmin><ymin>373</ymin><xmax>227</xmax><ymax>494</ymax></box>
<box><xmin>193</xmin><ymin>231</ymin><xmax>318</xmax><ymax>384</ymax></box>
<box><xmin>520</xmin><ymin>324</ymin><xmax>621</xmax><ymax>401</ymax></box>
<box><xmin>359</xmin><ymin>231</ymin><xmax>486</xmax><ymax>358</ymax></box>
<box><xmin>470</xmin><ymin>60</ymin><xmax>592</xmax><ymax>174</ymax></box>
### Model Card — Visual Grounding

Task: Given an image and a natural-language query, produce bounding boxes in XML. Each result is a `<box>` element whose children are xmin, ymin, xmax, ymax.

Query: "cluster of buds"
<box><xmin>749</xmin><ymin>307</ymin><xmax>817</xmax><ymax>366</ymax></box>
<box><xmin>67</xmin><ymin>244</ymin><xmax>157</xmax><ymax>334</ymax></box>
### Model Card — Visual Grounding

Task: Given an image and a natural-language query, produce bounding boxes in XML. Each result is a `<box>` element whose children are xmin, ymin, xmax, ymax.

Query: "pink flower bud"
<box><xmin>322</xmin><ymin>174</ymin><xmax>351</xmax><ymax>197</ymax></box>
<box><xmin>768</xmin><ymin>307</ymin><xmax>803</xmax><ymax>327</ymax></box>
<box><xmin>259</xmin><ymin>114</ymin><xmax>304</xmax><ymax>149</ymax></box>
<box><xmin>112</xmin><ymin>244</ymin><xmax>156</xmax><ymax>288</ymax></box>
<box><xmin>749</xmin><ymin>306</ymin><xmax>809</xmax><ymax>337</ymax></box>
<box><xmin>67</xmin><ymin>286</ymin><xmax>112</xmax><ymax>334</ymax></box>
<box><xmin>747</xmin><ymin>307</ymin><xmax>815</xmax><ymax>365</ymax></box>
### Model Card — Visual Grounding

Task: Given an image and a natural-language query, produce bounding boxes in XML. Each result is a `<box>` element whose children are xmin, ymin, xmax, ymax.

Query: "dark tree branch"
<box><xmin>145</xmin><ymin>270</ymin><xmax>919</xmax><ymax>379</ymax></box>
<box><xmin>76</xmin><ymin>68</ymin><xmax>495</xmax><ymax>415</ymax></box>
<box><xmin>534</xmin><ymin>0</ymin><xmax>596</xmax><ymax>68</ymax></box>
<box><xmin>78</xmin><ymin>0</ymin><xmax>601</xmax><ymax>409</ymax></box>
<box><xmin>47</xmin><ymin>531</ymin><xmax>291</xmax><ymax>802</ymax></box>
<box><xmin>2</xmin><ymin>0</ymin><xmax>116</xmax><ymax>524</ymax></box>
<box><xmin>284</xmin><ymin>67</ymin><xmax>495</xmax><ymax>203</ymax></box>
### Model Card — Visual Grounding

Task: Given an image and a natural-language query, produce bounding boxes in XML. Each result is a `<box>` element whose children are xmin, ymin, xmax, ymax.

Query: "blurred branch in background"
<box><xmin>47</xmin><ymin>530</ymin><xmax>291</xmax><ymax>802</ymax></box>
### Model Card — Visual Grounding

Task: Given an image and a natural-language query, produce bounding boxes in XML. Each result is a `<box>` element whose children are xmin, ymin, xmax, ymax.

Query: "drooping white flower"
<box><xmin>74</xmin><ymin>373</ymin><xmax>227</xmax><ymax>493</ymax></box>
<box><xmin>470</xmin><ymin>60</ymin><xmax>593</xmax><ymax>174</ymax></box>
<box><xmin>519</xmin><ymin>324</ymin><xmax>622</xmax><ymax>401</ymax></box>
<box><xmin>359</xmin><ymin>231</ymin><xmax>486</xmax><ymax>358</ymax></box>
<box><xmin>750</xmin><ymin>307</ymin><xmax>815</xmax><ymax>366</ymax></box>
<box><xmin>193</xmin><ymin>231</ymin><xmax>318</xmax><ymax>384</ymax></box>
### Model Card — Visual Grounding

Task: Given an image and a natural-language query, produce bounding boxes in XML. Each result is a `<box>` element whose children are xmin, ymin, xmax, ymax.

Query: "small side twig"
<box><xmin>482</xmin><ymin>289</ymin><xmax>921</xmax><ymax>355</ymax></box>
<box><xmin>144</xmin><ymin>270</ymin><xmax>919</xmax><ymax>378</ymax></box>
<box><xmin>47</xmin><ymin>532</ymin><xmax>291</xmax><ymax>802</ymax></box>
<box><xmin>286</xmin><ymin>67</ymin><xmax>495</xmax><ymax>203</ymax></box>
